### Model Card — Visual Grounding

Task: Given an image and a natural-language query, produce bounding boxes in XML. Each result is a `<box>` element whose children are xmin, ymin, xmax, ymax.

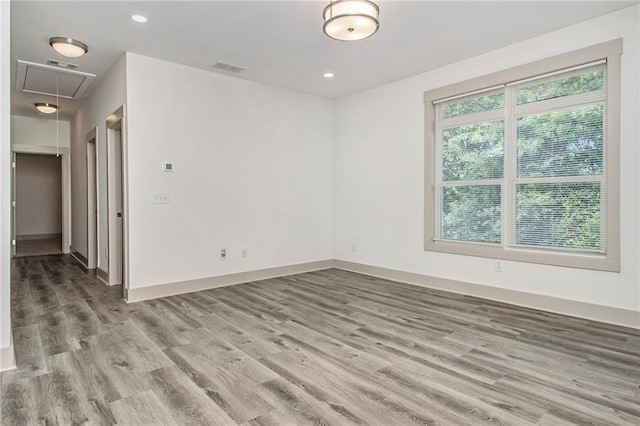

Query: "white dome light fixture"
<box><xmin>34</xmin><ymin>102</ymin><xmax>58</xmax><ymax>114</ymax></box>
<box><xmin>323</xmin><ymin>0</ymin><xmax>379</xmax><ymax>42</ymax></box>
<box><xmin>49</xmin><ymin>37</ymin><xmax>88</xmax><ymax>58</ymax></box>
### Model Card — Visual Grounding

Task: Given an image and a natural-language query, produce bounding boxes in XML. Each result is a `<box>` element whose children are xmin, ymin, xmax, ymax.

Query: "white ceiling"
<box><xmin>10</xmin><ymin>0</ymin><xmax>636</xmax><ymax>120</ymax></box>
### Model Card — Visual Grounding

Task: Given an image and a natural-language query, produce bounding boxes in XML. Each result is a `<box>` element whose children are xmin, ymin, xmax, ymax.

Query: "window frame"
<box><xmin>424</xmin><ymin>39</ymin><xmax>622</xmax><ymax>272</ymax></box>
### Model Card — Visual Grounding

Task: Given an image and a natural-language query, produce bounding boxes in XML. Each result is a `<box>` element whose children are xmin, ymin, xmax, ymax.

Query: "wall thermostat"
<box><xmin>162</xmin><ymin>162</ymin><xmax>174</xmax><ymax>172</ymax></box>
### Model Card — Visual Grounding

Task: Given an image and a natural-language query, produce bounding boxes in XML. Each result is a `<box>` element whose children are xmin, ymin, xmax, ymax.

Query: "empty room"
<box><xmin>1</xmin><ymin>1</ymin><xmax>639</xmax><ymax>425</ymax></box>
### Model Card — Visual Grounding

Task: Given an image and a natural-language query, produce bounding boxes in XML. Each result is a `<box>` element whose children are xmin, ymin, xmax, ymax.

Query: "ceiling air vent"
<box><xmin>47</xmin><ymin>59</ymin><xmax>79</xmax><ymax>71</ymax></box>
<box><xmin>15</xmin><ymin>60</ymin><xmax>96</xmax><ymax>99</ymax></box>
<box><xmin>212</xmin><ymin>61</ymin><xmax>244</xmax><ymax>73</ymax></box>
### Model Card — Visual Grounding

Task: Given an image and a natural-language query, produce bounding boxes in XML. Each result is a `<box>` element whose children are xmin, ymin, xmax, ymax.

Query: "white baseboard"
<box><xmin>70</xmin><ymin>249</ymin><xmax>88</xmax><ymax>270</ymax></box>
<box><xmin>119</xmin><ymin>257</ymin><xmax>638</xmax><ymax>328</ymax></box>
<box><xmin>333</xmin><ymin>260</ymin><xmax>640</xmax><ymax>329</ymax></box>
<box><xmin>96</xmin><ymin>268</ymin><xmax>108</xmax><ymax>285</ymax></box>
<box><xmin>16</xmin><ymin>233</ymin><xmax>61</xmax><ymax>241</ymax></box>
<box><xmin>1</xmin><ymin>336</ymin><xmax>15</xmax><ymax>372</ymax></box>
<box><xmin>125</xmin><ymin>260</ymin><xmax>334</xmax><ymax>303</ymax></box>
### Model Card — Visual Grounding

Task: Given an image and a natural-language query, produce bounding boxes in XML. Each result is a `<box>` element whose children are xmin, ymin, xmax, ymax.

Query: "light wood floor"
<box><xmin>1</xmin><ymin>255</ymin><xmax>639</xmax><ymax>425</ymax></box>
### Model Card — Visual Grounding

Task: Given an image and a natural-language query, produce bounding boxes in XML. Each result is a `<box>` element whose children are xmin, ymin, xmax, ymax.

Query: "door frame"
<box><xmin>106</xmin><ymin>106</ymin><xmax>129</xmax><ymax>293</ymax></box>
<box><xmin>86</xmin><ymin>127</ymin><xmax>98</xmax><ymax>270</ymax></box>
<box><xmin>11</xmin><ymin>145</ymin><xmax>71</xmax><ymax>255</ymax></box>
<box><xmin>11</xmin><ymin>152</ymin><xmax>15</xmax><ymax>258</ymax></box>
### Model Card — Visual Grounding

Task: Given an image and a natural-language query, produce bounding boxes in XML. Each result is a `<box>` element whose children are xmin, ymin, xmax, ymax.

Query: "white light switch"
<box><xmin>153</xmin><ymin>193</ymin><xmax>170</xmax><ymax>204</ymax></box>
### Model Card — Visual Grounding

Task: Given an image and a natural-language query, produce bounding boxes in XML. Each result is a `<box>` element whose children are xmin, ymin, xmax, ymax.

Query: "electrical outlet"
<box><xmin>240</xmin><ymin>247</ymin><xmax>248</xmax><ymax>258</ymax></box>
<box><xmin>105</xmin><ymin>248</ymin><xmax>108</xmax><ymax>259</ymax></box>
<box><xmin>153</xmin><ymin>193</ymin><xmax>170</xmax><ymax>204</ymax></box>
<box><xmin>351</xmin><ymin>243</ymin><xmax>357</xmax><ymax>252</ymax></box>
<box><xmin>495</xmin><ymin>260</ymin><xmax>503</xmax><ymax>272</ymax></box>
<box><xmin>220</xmin><ymin>248</ymin><xmax>227</xmax><ymax>260</ymax></box>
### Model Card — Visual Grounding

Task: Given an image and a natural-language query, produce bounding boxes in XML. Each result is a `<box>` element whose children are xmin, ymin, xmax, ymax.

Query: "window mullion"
<box><xmin>438</xmin><ymin>109</ymin><xmax>505</xmax><ymax>128</ymax></box>
<box><xmin>434</xmin><ymin>107</ymin><xmax>443</xmax><ymax>240</ymax></box>
<box><xmin>440</xmin><ymin>179</ymin><xmax>504</xmax><ymax>186</ymax></box>
<box><xmin>513</xmin><ymin>91</ymin><xmax>606</xmax><ymax>118</ymax></box>
<box><xmin>515</xmin><ymin>175</ymin><xmax>604</xmax><ymax>184</ymax></box>
<box><xmin>503</xmin><ymin>86</ymin><xmax>516</xmax><ymax>249</ymax></box>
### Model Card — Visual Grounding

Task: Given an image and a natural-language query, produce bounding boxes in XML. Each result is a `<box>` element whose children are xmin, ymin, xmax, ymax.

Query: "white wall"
<box><xmin>71</xmin><ymin>55</ymin><xmax>126</xmax><ymax>269</ymax></box>
<box><xmin>11</xmin><ymin>115</ymin><xmax>70</xmax><ymax>148</ymax></box>
<box><xmin>15</xmin><ymin>154</ymin><xmax>62</xmax><ymax>237</ymax></box>
<box><xmin>333</xmin><ymin>6</ymin><xmax>640</xmax><ymax>312</ymax></box>
<box><xmin>0</xmin><ymin>0</ymin><xmax>12</xmax><ymax>365</ymax></box>
<box><xmin>125</xmin><ymin>53</ymin><xmax>334</xmax><ymax>288</ymax></box>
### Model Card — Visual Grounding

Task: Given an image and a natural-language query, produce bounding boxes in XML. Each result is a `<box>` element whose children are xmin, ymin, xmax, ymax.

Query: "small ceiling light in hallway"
<box><xmin>131</xmin><ymin>14</ymin><xmax>148</xmax><ymax>23</ymax></box>
<box><xmin>34</xmin><ymin>102</ymin><xmax>58</xmax><ymax>114</ymax></box>
<box><xmin>49</xmin><ymin>37</ymin><xmax>88</xmax><ymax>58</ymax></box>
<box><xmin>323</xmin><ymin>0</ymin><xmax>379</xmax><ymax>41</ymax></box>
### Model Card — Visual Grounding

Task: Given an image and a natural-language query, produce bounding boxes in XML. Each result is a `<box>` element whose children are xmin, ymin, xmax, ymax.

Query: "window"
<box><xmin>424</xmin><ymin>40</ymin><xmax>622</xmax><ymax>271</ymax></box>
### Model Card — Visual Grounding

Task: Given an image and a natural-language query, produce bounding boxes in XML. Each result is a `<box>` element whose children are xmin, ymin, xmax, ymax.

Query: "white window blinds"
<box><xmin>434</xmin><ymin>62</ymin><xmax>607</xmax><ymax>254</ymax></box>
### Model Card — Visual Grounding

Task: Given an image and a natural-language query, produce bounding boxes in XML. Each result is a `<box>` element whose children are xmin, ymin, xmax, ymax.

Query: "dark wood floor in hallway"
<box><xmin>1</xmin><ymin>255</ymin><xmax>639</xmax><ymax>425</ymax></box>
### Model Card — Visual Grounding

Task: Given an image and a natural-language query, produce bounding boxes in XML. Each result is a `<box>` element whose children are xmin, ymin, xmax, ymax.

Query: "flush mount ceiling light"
<box><xmin>49</xmin><ymin>37</ymin><xmax>88</xmax><ymax>58</ymax></box>
<box><xmin>34</xmin><ymin>102</ymin><xmax>58</xmax><ymax>114</ymax></box>
<box><xmin>323</xmin><ymin>0</ymin><xmax>379</xmax><ymax>41</ymax></box>
<box><xmin>323</xmin><ymin>72</ymin><xmax>335</xmax><ymax>78</ymax></box>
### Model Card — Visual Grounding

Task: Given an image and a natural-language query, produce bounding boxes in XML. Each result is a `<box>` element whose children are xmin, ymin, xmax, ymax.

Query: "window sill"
<box><xmin>424</xmin><ymin>239</ymin><xmax>620</xmax><ymax>272</ymax></box>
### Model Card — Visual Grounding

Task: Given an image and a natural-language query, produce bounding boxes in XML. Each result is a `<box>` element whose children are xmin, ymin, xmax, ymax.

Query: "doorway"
<box><xmin>106</xmin><ymin>106</ymin><xmax>128</xmax><ymax>293</ymax></box>
<box><xmin>11</xmin><ymin>145</ymin><xmax>71</xmax><ymax>257</ymax></box>
<box><xmin>13</xmin><ymin>153</ymin><xmax>63</xmax><ymax>257</ymax></box>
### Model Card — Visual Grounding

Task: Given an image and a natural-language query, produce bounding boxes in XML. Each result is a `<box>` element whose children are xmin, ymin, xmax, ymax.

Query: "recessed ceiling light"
<box><xmin>131</xmin><ymin>14</ymin><xmax>148</xmax><ymax>23</ymax></box>
<box><xmin>323</xmin><ymin>72</ymin><xmax>334</xmax><ymax>78</ymax></box>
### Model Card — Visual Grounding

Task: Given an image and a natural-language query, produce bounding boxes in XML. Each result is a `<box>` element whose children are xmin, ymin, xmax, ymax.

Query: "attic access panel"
<box><xmin>15</xmin><ymin>60</ymin><xmax>96</xmax><ymax>99</ymax></box>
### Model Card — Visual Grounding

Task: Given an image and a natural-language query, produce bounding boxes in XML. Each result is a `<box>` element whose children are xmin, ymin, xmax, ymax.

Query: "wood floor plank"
<box><xmin>207</xmin><ymin>300</ymin><xmax>284</xmax><ymax>340</ymax></box>
<box><xmin>144</xmin><ymin>365</ymin><xmax>237</xmax><ymax>425</ymax></box>
<box><xmin>12</xmin><ymin>324</ymin><xmax>48</xmax><ymax>378</ymax></box>
<box><xmin>270</xmin><ymin>319</ymin><xmax>392</xmax><ymax>372</ymax></box>
<box><xmin>1</xmin><ymin>373</ymin><xmax>57</xmax><ymax>425</ymax></box>
<box><xmin>198</xmin><ymin>311</ymin><xmax>283</xmax><ymax>359</ymax></box>
<box><xmin>172</xmin><ymin>326</ymin><xmax>253</xmax><ymax>366</ymax></box>
<box><xmin>26</xmin><ymin>263</ymin><xmax>62</xmax><ymax>314</ymax></box>
<box><xmin>162</xmin><ymin>292</ymin><xmax>218</xmax><ymax>317</ymax></box>
<box><xmin>494</xmin><ymin>375</ymin><xmax>640</xmax><ymax>425</ymax></box>
<box><xmin>2</xmin><ymin>255</ymin><xmax>639</xmax><ymax>426</ymax></box>
<box><xmin>164</xmin><ymin>344</ymin><xmax>274</xmax><ymax>423</ymax></box>
<box><xmin>38</xmin><ymin>310</ymin><xmax>82</xmax><ymax>356</ymax></box>
<box><xmin>46</xmin><ymin>350</ymin><xmax>117</xmax><ymax>425</ymax></box>
<box><xmin>254</xmin><ymin>377</ymin><xmax>361</xmax><ymax>425</ymax></box>
<box><xmin>64</xmin><ymin>300</ymin><xmax>103</xmax><ymax>341</ymax></box>
<box><xmin>260</xmin><ymin>347</ymin><xmax>448</xmax><ymax>425</ymax></box>
<box><xmin>108</xmin><ymin>390</ymin><xmax>179</xmax><ymax>425</ymax></box>
<box><xmin>93</xmin><ymin>320</ymin><xmax>174</xmax><ymax>374</ymax></box>
<box><xmin>129</xmin><ymin>304</ymin><xmax>195</xmax><ymax>350</ymax></box>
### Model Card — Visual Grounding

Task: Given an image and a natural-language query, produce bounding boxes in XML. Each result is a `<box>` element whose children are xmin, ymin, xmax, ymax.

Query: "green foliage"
<box><xmin>516</xmin><ymin>183</ymin><xmax>601</xmax><ymax>249</ymax></box>
<box><xmin>442</xmin><ymin>185</ymin><xmax>501</xmax><ymax>244</ymax></box>
<box><xmin>442</xmin><ymin>121</ymin><xmax>504</xmax><ymax>180</ymax></box>
<box><xmin>438</xmin><ymin>71</ymin><xmax>604</xmax><ymax>251</ymax></box>
<box><xmin>441</xmin><ymin>93</ymin><xmax>504</xmax><ymax>118</ymax></box>
<box><xmin>517</xmin><ymin>105</ymin><xmax>603</xmax><ymax>178</ymax></box>
<box><xmin>517</xmin><ymin>71</ymin><xmax>603</xmax><ymax>104</ymax></box>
